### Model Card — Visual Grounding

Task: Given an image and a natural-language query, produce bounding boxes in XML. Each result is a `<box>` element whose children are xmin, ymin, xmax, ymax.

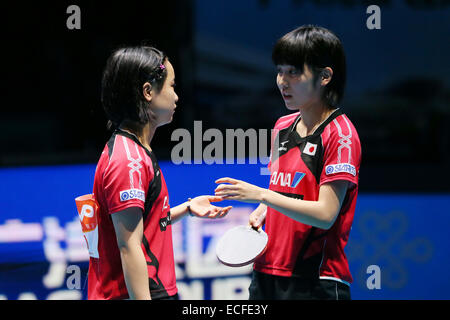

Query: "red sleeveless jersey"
<box><xmin>88</xmin><ymin>129</ymin><xmax>177</xmax><ymax>299</ymax></box>
<box><xmin>254</xmin><ymin>109</ymin><xmax>361</xmax><ymax>286</ymax></box>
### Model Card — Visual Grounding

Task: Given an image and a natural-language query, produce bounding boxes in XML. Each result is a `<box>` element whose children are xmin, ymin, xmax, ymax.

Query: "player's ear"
<box><xmin>320</xmin><ymin>67</ymin><xmax>333</xmax><ymax>87</ymax></box>
<box><xmin>142</xmin><ymin>82</ymin><xmax>153</xmax><ymax>102</ymax></box>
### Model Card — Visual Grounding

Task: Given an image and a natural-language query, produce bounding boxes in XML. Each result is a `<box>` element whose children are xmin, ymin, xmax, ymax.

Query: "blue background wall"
<box><xmin>1</xmin><ymin>163</ymin><xmax>448</xmax><ymax>300</ymax></box>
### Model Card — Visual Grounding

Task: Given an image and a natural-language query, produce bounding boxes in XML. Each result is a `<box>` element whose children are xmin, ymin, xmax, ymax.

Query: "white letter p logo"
<box><xmin>80</xmin><ymin>204</ymin><xmax>94</xmax><ymax>220</ymax></box>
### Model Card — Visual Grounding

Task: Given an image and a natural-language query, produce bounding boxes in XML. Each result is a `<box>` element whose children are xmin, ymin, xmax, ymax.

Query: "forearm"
<box><xmin>260</xmin><ymin>189</ymin><xmax>334</xmax><ymax>230</ymax></box>
<box><xmin>253</xmin><ymin>203</ymin><xmax>267</xmax><ymax>215</ymax></box>
<box><xmin>170</xmin><ymin>201</ymin><xmax>190</xmax><ymax>223</ymax></box>
<box><xmin>119</xmin><ymin>245</ymin><xmax>151</xmax><ymax>300</ymax></box>
<box><xmin>215</xmin><ymin>178</ymin><xmax>347</xmax><ymax>229</ymax></box>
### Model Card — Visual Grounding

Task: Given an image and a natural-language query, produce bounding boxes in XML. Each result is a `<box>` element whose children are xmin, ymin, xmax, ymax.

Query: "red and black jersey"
<box><xmin>254</xmin><ymin>109</ymin><xmax>361</xmax><ymax>286</ymax></box>
<box><xmin>88</xmin><ymin>129</ymin><xmax>177</xmax><ymax>300</ymax></box>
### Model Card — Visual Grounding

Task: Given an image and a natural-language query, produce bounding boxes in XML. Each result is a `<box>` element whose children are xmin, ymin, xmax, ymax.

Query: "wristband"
<box><xmin>187</xmin><ymin>198</ymin><xmax>194</xmax><ymax>217</ymax></box>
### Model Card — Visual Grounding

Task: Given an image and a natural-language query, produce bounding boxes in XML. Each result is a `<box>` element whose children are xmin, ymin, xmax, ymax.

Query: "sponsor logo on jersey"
<box><xmin>270</xmin><ymin>171</ymin><xmax>305</xmax><ymax>187</ymax></box>
<box><xmin>325</xmin><ymin>163</ymin><xmax>356</xmax><ymax>176</ymax></box>
<box><xmin>291</xmin><ymin>172</ymin><xmax>306</xmax><ymax>188</ymax></box>
<box><xmin>278</xmin><ymin>140</ymin><xmax>289</xmax><ymax>152</ymax></box>
<box><xmin>303</xmin><ymin>142</ymin><xmax>317</xmax><ymax>156</ymax></box>
<box><xmin>119</xmin><ymin>188</ymin><xmax>146</xmax><ymax>202</ymax></box>
<box><xmin>162</xmin><ymin>196</ymin><xmax>169</xmax><ymax>211</ymax></box>
<box><xmin>159</xmin><ymin>211</ymin><xmax>172</xmax><ymax>231</ymax></box>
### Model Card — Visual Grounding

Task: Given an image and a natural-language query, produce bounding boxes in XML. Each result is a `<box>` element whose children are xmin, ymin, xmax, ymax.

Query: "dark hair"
<box><xmin>272</xmin><ymin>25</ymin><xmax>346</xmax><ymax>107</ymax></box>
<box><xmin>101</xmin><ymin>46</ymin><xmax>168</xmax><ymax>130</ymax></box>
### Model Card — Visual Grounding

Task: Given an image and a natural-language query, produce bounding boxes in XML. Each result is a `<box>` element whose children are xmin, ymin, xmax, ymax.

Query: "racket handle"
<box><xmin>251</xmin><ymin>209</ymin><xmax>267</xmax><ymax>231</ymax></box>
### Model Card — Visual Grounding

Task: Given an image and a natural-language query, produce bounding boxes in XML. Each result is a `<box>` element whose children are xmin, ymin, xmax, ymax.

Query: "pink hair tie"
<box><xmin>159</xmin><ymin>64</ymin><xmax>166</xmax><ymax>70</ymax></box>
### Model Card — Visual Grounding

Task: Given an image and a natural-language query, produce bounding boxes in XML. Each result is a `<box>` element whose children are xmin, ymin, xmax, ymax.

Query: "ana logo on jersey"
<box><xmin>270</xmin><ymin>171</ymin><xmax>306</xmax><ymax>188</ymax></box>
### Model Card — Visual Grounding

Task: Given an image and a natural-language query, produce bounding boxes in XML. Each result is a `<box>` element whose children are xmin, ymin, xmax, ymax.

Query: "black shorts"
<box><xmin>248</xmin><ymin>270</ymin><xmax>351</xmax><ymax>300</ymax></box>
<box><xmin>122</xmin><ymin>293</ymin><xmax>179</xmax><ymax>300</ymax></box>
<box><xmin>155</xmin><ymin>293</ymin><xmax>179</xmax><ymax>300</ymax></box>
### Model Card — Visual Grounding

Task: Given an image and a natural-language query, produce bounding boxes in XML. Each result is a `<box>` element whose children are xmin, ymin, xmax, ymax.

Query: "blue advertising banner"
<box><xmin>0</xmin><ymin>163</ymin><xmax>449</xmax><ymax>300</ymax></box>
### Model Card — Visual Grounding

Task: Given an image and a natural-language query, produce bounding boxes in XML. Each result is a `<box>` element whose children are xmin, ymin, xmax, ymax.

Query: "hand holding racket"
<box><xmin>249</xmin><ymin>206</ymin><xmax>267</xmax><ymax>230</ymax></box>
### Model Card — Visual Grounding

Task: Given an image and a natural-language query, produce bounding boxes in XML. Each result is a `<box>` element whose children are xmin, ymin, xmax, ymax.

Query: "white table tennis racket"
<box><xmin>216</xmin><ymin>210</ymin><xmax>267</xmax><ymax>267</ymax></box>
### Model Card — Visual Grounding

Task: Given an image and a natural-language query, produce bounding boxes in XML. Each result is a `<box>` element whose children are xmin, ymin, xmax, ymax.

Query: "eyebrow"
<box><xmin>276</xmin><ymin>65</ymin><xmax>296</xmax><ymax>71</ymax></box>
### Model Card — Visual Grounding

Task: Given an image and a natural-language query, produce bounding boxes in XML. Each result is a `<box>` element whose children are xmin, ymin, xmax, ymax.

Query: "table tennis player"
<box><xmin>215</xmin><ymin>25</ymin><xmax>362</xmax><ymax>300</ymax></box>
<box><xmin>89</xmin><ymin>46</ymin><xmax>232</xmax><ymax>300</ymax></box>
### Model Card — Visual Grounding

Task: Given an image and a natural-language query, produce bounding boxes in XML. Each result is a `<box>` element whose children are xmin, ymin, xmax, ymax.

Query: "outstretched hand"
<box><xmin>189</xmin><ymin>195</ymin><xmax>232</xmax><ymax>219</ymax></box>
<box><xmin>214</xmin><ymin>177</ymin><xmax>265</xmax><ymax>204</ymax></box>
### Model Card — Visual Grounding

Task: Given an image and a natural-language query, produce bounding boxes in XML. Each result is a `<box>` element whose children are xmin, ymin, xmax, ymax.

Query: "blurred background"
<box><xmin>0</xmin><ymin>0</ymin><xmax>449</xmax><ymax>300</ymax></box>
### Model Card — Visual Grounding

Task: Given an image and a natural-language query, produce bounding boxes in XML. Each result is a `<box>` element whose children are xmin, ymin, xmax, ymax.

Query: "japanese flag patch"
<box><xmin>303</xmin><ymin>142</ymin><xmax>317</xmax><ymax>156</ymax></box>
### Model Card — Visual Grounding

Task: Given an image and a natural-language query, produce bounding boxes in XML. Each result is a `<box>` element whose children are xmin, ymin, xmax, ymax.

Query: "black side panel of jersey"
<box><xmin>292</xmin><ymin>228</ymin><xmax>328</xmax><ymax>278</ymax></box>
<box><xmin>276</xmin><ymin>191</ymin><xmax>304</xmax><ymax>200</ymax></box>
<box><xmin>142</xmin><ymin>152</ymin><xmax>163</xmax><ymax>222</ymax></box>
<box><xmin>142</xmin><ymin>236</ymin><xmax>168</xmax><ymax>298</ymax></box>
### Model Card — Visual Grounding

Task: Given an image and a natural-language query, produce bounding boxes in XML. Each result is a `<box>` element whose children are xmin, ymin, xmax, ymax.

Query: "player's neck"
<box><xmin>140</xmin><ymin>123</ymin><xmax>155</xmax><ymax>151</ymax></box>
<box><xmin>119</xmin><ymin>121</ymin><xmax>155</xmax><ymax>152</ymax></box>
<box><xmin>297</xmin><ymin>101</ymin><xmax>335</xmax><ymax>137</ymax></box>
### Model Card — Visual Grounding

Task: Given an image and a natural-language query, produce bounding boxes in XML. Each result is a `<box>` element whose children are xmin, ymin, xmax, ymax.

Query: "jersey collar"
<box><xmin>290</xmin><ymin>108</ymin><xmax>343</xmax><ymax>145</ymax></box>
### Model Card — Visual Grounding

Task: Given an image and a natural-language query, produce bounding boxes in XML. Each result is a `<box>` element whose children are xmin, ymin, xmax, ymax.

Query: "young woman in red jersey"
<box><xmin>215</xmin><ymin>26</ymin><xmax>361</xmax><ymax>300</ymax></box>
<box><xmin>91</xmin><ymin>46</ymin><xmax>232</xmax><ymax>300</ymax></box>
